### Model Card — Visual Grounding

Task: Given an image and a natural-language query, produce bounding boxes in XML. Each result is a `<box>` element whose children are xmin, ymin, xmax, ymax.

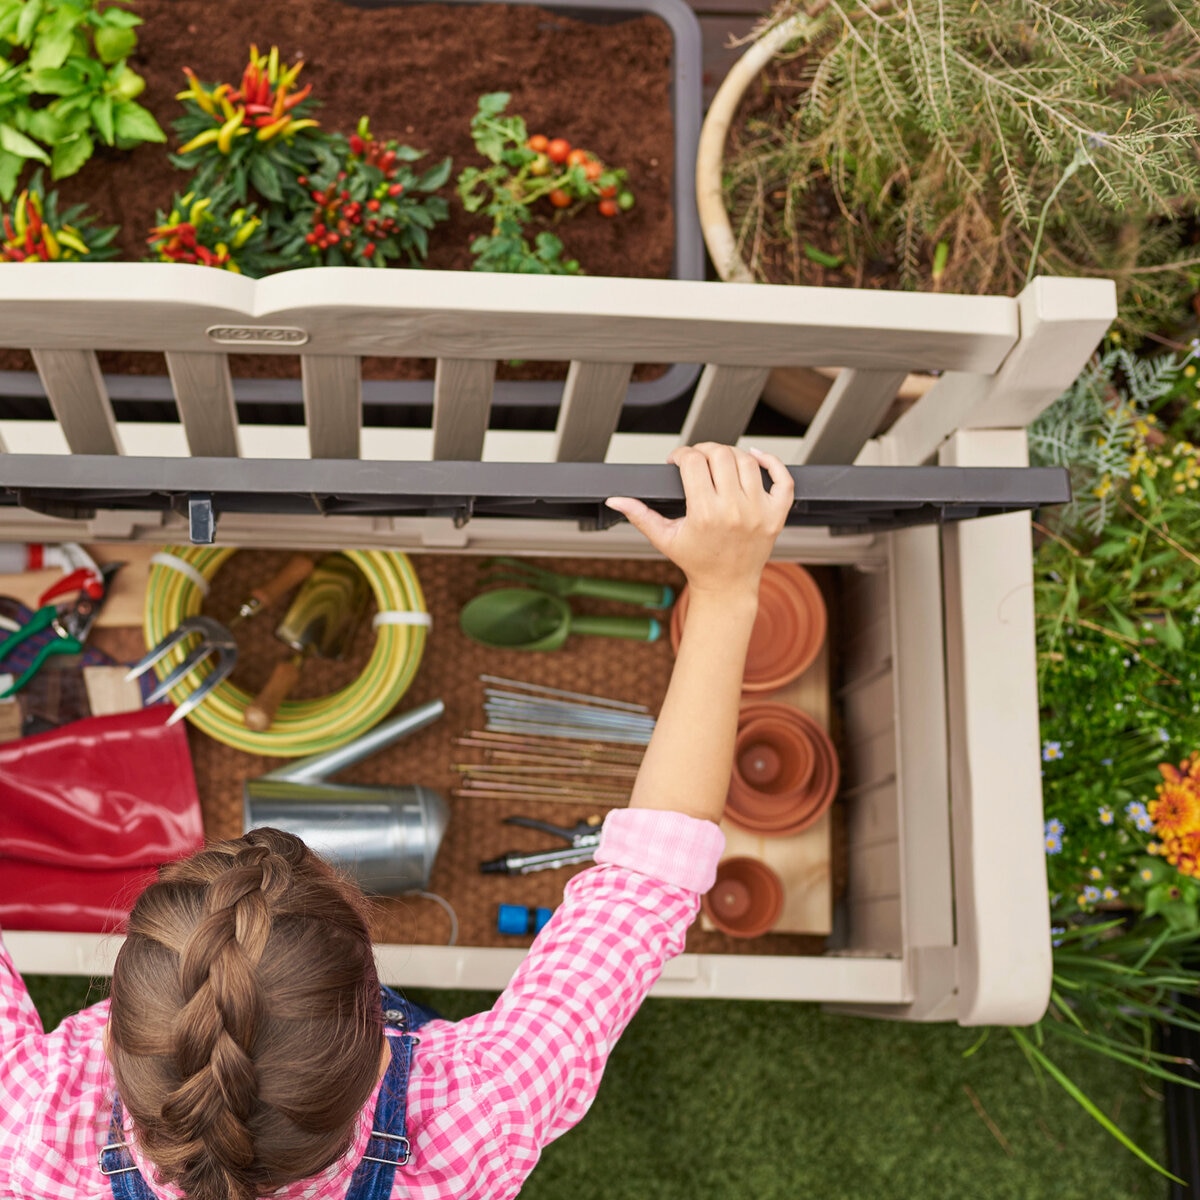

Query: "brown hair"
<box><xmin>107</xmin><ymin>827</ymin><xmax>384</xmax><ymax>1200</ymax></box>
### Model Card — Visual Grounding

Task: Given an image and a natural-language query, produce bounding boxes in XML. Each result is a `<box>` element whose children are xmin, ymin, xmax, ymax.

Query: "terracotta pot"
<box><xmin>669</xmin><ymin>562</ymin><xmax>826</xmax><ymax>693</ymax></box>
<box><xmin>726</xmin><ymin>702</ymin><xmax>839</xmax><ymax>836</ymax></box>
<box><xmin>702</xmin><ymin>856</ymin><xmax>785</xmax><ymax>938</ymax></box>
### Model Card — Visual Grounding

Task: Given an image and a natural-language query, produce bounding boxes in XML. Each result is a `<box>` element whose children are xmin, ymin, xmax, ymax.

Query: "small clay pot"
<box><xmin>702</xmin><ymin>856</ymin><xmax>785</xmax><ymax>938</ymax></box>
<box><xmin>726</xmin><ymin>702</ymin><xmax>839</xmax><ymax>836</ymax></box>
<box><xmin>669</xmin><ymin>562</ymin><xmax>827</xmax><ymax>693</ymax></box>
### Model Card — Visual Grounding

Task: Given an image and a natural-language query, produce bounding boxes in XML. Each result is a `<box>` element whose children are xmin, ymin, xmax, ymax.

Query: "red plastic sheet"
<box><xmin>0</xmin><ymin>705</ymin><xmax>203</xmax><ymax>931</ymax></box>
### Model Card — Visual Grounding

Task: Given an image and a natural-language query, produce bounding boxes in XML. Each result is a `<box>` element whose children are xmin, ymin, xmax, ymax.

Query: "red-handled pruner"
<box><xmin>0</xmin><ymin>543</ymin><xmax>104</xmax><ymax>605</ymax></box>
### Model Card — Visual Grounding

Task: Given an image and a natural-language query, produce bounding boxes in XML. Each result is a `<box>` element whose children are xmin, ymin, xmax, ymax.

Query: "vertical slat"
<box><xmin>883</xmin><ymin>276</ymin><xmax>1116</xmax><ymax>465</ymax></box>
<box><xmin>432</xmin><ymin>358</ymin><xmax>496</xmax><ymax>461</ymax></box>
<box><xmin>302</xmin><ymin>355</ymin><xmax>361</xmax><ymax>459</ymax></box>
<box><xmin>165</xmin><ymin>352</ymin><xmax>240</xmax><ymax>458</ymax></box>
<box><xmin>553</xmin><ymin>361</ymin><xmax>634</xmax><ymax>462</ymax></box>
<box><xmin>31</xmin><ymin>349</ymin><xmax>121</xmax><ymax>454</ymax></box>
<box><xmin>678</xmin><ymin>364</ymin><xmax>770</xmax><ymax>446</ymax></box>
<box><xmin>794</xmin><ymin>368</ymin><xmax>908</xmax><ymax>465</ymax></box>
<box><xmin>939</xmin><ymin>428</ymin><xmax>1049</xmax><ymax>1026</ymax></box>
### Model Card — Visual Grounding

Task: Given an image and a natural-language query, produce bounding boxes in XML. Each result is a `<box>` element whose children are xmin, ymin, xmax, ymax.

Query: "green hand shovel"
<box><xmin>460</xmin><ymin>588</ymin><xmax>662</xmax><ymax>651</ymax></box>
<box><xmin>480</xmin><ymin>557</ymin><xmax>674</xmax><ymax>609</ymax></box>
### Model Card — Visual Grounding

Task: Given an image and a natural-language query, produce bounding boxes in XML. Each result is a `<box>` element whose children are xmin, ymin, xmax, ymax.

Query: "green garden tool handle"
<box><xmin>0</xmin><ymin>631</ymin><xmax>83</xmax><ymax>698</ymax></box>
<box><xmin>569</xmin><ymin>614</ymin><xmax>662</xmax><ymax>642</ymax></box>
<box><xmin>484</xmin><ymin>558</ymin><xmax>674</xmax><ymax>609</ymax></box>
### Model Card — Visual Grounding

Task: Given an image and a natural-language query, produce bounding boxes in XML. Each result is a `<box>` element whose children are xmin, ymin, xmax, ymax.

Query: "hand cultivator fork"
<box><xmin>126</xmin><ymin>615</ymin><xmax>238</xmax><ymax>725</ymax></box>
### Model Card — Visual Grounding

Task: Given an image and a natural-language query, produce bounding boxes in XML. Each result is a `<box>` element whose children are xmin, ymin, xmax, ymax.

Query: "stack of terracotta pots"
<box><xmin>674</xmin><ymin>563</ymin><xmax>837</xmax><ymax>939</ymax></box>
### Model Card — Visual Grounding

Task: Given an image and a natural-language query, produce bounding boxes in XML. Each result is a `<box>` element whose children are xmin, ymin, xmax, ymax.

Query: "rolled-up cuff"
<box><xmin>595</xmin><ymin>808</ymin><xmax>726</xmax><ymax>894</ymax></box>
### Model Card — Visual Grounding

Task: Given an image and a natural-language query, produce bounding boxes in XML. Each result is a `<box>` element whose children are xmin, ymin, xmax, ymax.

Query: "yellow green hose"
<box><xmin>142</xmin><ymin>547</ymin><xmax>427</xmax><ymax>757</ymax></box>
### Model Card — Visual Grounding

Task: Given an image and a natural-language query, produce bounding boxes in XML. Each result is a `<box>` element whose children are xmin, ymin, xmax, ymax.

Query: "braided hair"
<box><xmin>107</xmin><ymin>828</ymin><xmax>384</xmax><ymax>1200</ymax></box>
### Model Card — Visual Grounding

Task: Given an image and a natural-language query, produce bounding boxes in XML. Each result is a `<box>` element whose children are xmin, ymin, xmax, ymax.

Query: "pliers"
<box><xmin>479</xmin><ymin>815</ymin><xmax>604</xmax><ymax>875</ymax></box>
<box><xmin>0</xmin><ymin>561</ymin><xmax>122</xmax><ymax>698</ymax></box>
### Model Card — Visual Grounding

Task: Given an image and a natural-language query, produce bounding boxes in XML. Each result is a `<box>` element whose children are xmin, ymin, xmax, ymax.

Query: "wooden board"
<box><xmin>701</xmin><ymin>632</ymin><xmax>833</xmax><ymax>936</ymax></box>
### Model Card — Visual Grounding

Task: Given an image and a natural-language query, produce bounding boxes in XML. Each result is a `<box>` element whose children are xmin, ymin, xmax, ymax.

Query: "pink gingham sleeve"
<box><xmin>0</xmin><ymin>929</ymin><xmax>44</xmax><ymax>1152</ymax></box>
<box><xmin>407</xmin><ymin>808</ymin><xmax>723</xmax><ymax>1196</ymax></box>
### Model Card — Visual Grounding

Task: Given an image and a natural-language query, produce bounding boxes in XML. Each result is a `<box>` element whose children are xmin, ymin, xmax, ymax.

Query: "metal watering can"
<box><xmin>243</xmin><ymin>699</ymin><xmax>448</xmax><ymax>895</ymax></box>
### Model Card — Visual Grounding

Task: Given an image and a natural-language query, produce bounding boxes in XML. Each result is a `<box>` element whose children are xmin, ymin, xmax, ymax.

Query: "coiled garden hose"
<box><xmin>142</xmin><ymin>547</ymin><xmax>427</xmax><ymax>757</ymax></box>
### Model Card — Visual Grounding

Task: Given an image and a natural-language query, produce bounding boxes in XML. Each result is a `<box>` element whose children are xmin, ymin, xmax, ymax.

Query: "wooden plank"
<box><xmin>302</xmin><ymin>354</ymin><xmax>361</xmax><ymax>459</ymax></box>
<box><xmin>883</xmin><ymin>276</ymin><xmax>1116</xmax><ymax>465</ymax></box>
<box><xmin>841</xmin><ymin>668</ymin><xmax>893</xmax><ymax>743</ymax></box>
<box><xmin>680</xmin><ymin>364</ymin><xmax>770</xmax><ymax>445</ymax></box>
<box><xmin>31</xmin><ymin>349</ymin><xmax>120</xmax><ymax>454</ymax></box>
<box><xmin>841</xmin><ymin>726</ymin><xmax>896</xmax><ymax>793</ymax></box>
<box><xmin>939</xmin><ymin>429</ymin><xmax>1049</xmax><ymax>1025</ymax></box>
<box><xmin>844</xmin><ymin>779</ymin><xmax>900</xmax><ymax>850</ymax></box>
<box><xmin>554</xmin><ymin>361</ymin><xmax>634</xmax><ymax>462</ymax></box>
<box><xmin>165</xmin><ymin>351</ymin><xmax>239</xmax><ymax>458</ymax></box>
<box><xmin>0</xmin><ymin>264</ymin><xmax>1022</xmax><ymax>373</ymax></box>
<box><xmin>847</xmin><ymin>839</ymin><xmax>902</xmax><ymax>903</ymax></box>
<box><xmin>433</xmin><ymin>358</ymin><xmax>496</xmax><ymax>460</ymax></box>
<box><xmin>794</xmin><ymin>368</ymin><xmax>908</xmax><ymax>464</ymax></box>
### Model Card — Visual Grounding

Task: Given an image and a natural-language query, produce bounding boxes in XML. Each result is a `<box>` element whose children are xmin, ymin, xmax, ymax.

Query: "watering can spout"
<box><xmin>261</xmin><ymin>699</ymin><xmax>445</xmax><ymax>784</ymax></box>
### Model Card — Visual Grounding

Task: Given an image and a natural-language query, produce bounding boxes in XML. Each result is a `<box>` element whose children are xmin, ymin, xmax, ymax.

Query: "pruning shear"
<box><xmin>479</xmin><ymin>814</ymin><xmax>604</xmax><ymax>876</ymax></box>
<box><xmin>0</xmin><ymin>561</ymin><xmax>122</xmax><ymax>698</ymax></box>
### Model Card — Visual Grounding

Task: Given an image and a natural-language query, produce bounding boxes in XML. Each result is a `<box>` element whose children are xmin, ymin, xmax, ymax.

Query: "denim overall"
<box><xmin>99</xmin><ymin>986</ymin><xmax>435</xmax><ymax>1200</ymax></box>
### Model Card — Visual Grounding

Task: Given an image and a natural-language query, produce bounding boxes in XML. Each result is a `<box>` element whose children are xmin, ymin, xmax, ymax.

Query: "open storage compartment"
<box><xmin>0</xmin><ymin>263</ymin><xmax>1115</xmax><ymax>1025</ymax></box>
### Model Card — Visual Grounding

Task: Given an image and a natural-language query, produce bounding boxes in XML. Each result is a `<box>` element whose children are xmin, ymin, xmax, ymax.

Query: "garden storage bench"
<box><xmin>0</xmin><ymin>264</ymin><xmax>1115</xmax><ymax>1026</ymax></box>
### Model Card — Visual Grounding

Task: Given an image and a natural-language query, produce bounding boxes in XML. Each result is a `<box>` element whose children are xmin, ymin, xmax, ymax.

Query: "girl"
<box><xmin>1</xmin><ymin>442</ymin><xmax>794</xmax><ymax>1200</ymax></box>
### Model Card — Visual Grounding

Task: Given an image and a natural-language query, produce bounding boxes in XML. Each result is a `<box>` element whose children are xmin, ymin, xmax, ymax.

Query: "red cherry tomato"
<box><xmin>567</xmin><ymin>148</ymin><xmax>589</xmax><ymax>167</ymax></box>
<box><xmin>584</xmin><ymin>160</ymin><xmax>603</xmax><ymax>182</ymax></box>
<box><xmin>527</xmin><ymin>134</ymin><xmax>549</xmax><ymax>152</ymax></box>
<box><xmin>599</xmin><ymin>183</ymin><xmax>617</xmax><ymax>199</ymax></box>
<box><xmin>549</xmin><ymin>188</ymin><xmax>573</xmax><ymax>208</ymax></box>
<box><xmin>598</xmin><ymin>198</ymin><xmax>619</xmax><ymax>217</ymax></box>
<box><xmin>547</xmin><ymin>138</ymin><xmax>571</xmax><ymax>164</ymax></box>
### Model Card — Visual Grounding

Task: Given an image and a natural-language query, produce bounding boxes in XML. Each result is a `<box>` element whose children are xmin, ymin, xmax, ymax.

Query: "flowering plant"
<box><xmin>145</xmin><ymin>192</ymin><xmax>272</xmax><ymax>276</ymax></box>
<box><xmin>273</xmin><ymin>117</ymin><xmax>450</xmax><ymax>268</ymax></box>
<box><xmin>171</xmin><ymin>45</ymin><xmax>325</xmax><ymax>204</ymax></box>
<box><xmin>0</xmin><ymin>174</ymin><xmax>117</xmax><ymax>261</ymax></box>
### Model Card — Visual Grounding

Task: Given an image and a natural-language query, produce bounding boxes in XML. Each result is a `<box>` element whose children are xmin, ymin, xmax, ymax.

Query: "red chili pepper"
<box><xmin>256</xmin><ymin>72</ymin><xmax>271</xmax><ymax>107</ymax></box>
<box><xmin>349</xmin><ymin>133</ymin><xmax>366</xmax><ymax>155</ymax></box>
<box><xmin>388</xmin><ymin>183</ymin><xmax>403</xmax><ymax>197</ymax></box>
<box><xmin>283</xmin><ymin>84</ymin><xmax>312</xmax><ymax>110</ymax></box>
<box><xmin>2</xmin><ymin>214</ymin><xmax>13</xmax><ymax>241</ymax></box>
<box><xmin>241</xmin><ymin>64</ymin><xmax>258</xmax><ymax>101</ymax></box>
<box><xmin>367</xmin><ymin>199</ymin><xmax>380</xmax><ymax>212</ymax></box>
<box><xmin>362</xmin><ymin>242</ymin><xmax>376</xmax><ymax>256</ymax></box>
<box><xmin>381</xmin><ymin>149</ymin><xmax>396</xmax><ymax>171</ymax></box>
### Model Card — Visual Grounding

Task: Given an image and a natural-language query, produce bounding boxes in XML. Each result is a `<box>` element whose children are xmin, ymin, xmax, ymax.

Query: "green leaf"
<box><xmin>111</xmin><ymin>101</ymin><xmax>164</xmax><ymax>145</ymax></box>
<box><xmin>1093</xmin><ymin>539</ymin><xmax>1128</xmax><ymax>560</ymax></box>
<box><xmin>90</xmin><ymin>93</ymin><xmax>113</xmax><ymax>145</ymax></box>
<box><xmin>0</xmin><ymin>122</ymin><xmax>49</xmax><ymax>163</ymax></box>
<box><xmin>803</xmin><ymin>242</ymin><xmax>844</xmax><ymax>268</ymax></box>
<box><xmin>419</xmin><ymin>155</ymin><xmax>452</xmax><ymax>191</ymax></box>
<box><xmin>0</xmin><ymin>147</ymin><xmax>21</xmax><ymax>201</ymax></box>
<box><xmin>249</xmin><ymin>155</ymin><xmax>283</xmax><ymax>202</ymax></box>
<box><xmin>93</xmin><ymin>24</ymin><xmax>136</xmax><ymax>64</ymax></box>
<box><xmin>95</xmin><ymin>8</ymin><xmax>142</xmax><ymax>29</ymax></box>
<box><xmin>16</xmin><ymin>0</ymin><xmax>44</xmax><ymax>46</ymax></box>
<box><xmin>476</xmin><ymin>91</ymin><xmax>510</xmax><ymax>117</ymax></box>
<box><xmin>23</xmin><ymin>107</ymin><xmax>62</xmax><ymax>144</ymax></box>
<box><xmin>29</xmin><ymin>23</ymin><xmax>75</xmax><ymax>71</ymax></box>
<box><xmin>49</xmin><ymin>130</ymin><xmax>92</xmax><ymax>179</ymax></box>
<box><xmin>26</xmin><ymin>67</ymin><xmax>82</xmax><ymax>96</ymax></box>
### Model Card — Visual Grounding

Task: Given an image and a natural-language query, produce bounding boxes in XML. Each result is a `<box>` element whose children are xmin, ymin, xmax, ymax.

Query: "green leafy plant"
<box><xmin>457</xmin><ymin>92</ymin><xmax>630</xmax><ymax>273</ymax></box>
<box><xmin>171</xmin><ymin>44</ymin><xmax>326</xmax><ymax>205</ymax></box>
<box><xmin>0</xmin><ymin>170</ymin><xmax>116</xmax><ymax>260</ymax></box>
<box><xmin>0</xmin><ymin>0</ymin><xmax>164</xmax><ymax>200</ymax></box>
<box><xmin>726</xmin><ymin>1</ymin><xmax>1200</xmax><ymax>335</ymax></box>
<box><xmin>273</xmin><ymin>117</ymin><xmax>450</xmax><ymax>267</ymax></box>
<box><xmin>145</xmin><ymin>191</ymin><xmax>273</xmax><ymax>276</ymax></box>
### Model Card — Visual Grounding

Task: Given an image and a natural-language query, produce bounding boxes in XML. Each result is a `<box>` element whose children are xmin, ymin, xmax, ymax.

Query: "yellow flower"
<box><xmin>1088</xmin><ymin>866</ymin><xmax>1102</xmax><ymax>880</ymax></box>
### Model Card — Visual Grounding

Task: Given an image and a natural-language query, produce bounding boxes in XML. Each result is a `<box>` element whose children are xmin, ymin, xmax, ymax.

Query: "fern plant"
<box><xmin>727</xmin><ymin>0</ymin><xmax>1200</xmax><ymax>335</ymax></box>
<box><xmin>1028</xmin><ymin>342</ymin><xmax>1190</xmax><ymax>534</ymax></box>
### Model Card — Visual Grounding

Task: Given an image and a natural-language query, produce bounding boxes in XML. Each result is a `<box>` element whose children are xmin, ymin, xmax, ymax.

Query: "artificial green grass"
<box><xmin>23</xmin><ymin>977</ymin><xmax>1165</xmax><ymax>1198</ymax></box>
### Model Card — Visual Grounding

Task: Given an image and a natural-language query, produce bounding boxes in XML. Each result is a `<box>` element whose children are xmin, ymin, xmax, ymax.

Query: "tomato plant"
<box><xmin>0</xmin><ymin>171</ymin><xmax>117</xmax><ymax>260</ymax></box>
<box><xmin>456</xmin><ymin>91</ymin><xmax>633</xmax><ymax>273</ymax></box>
<box><xmin>145</xmin><ymin>191</ymin><xmax>273</xmax><ymax>275</ymax></box>
<box><xmin>469</xmin><ymin>214</ymin><xmax>580</xmax><ymax>275</ymax></box>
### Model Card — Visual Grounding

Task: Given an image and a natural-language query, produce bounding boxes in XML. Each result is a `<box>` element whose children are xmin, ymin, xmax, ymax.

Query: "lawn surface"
<box><xmin>24</xmin><ymin>976</ymin><xmax>1166</xmax><ymax>1199</ymax></box>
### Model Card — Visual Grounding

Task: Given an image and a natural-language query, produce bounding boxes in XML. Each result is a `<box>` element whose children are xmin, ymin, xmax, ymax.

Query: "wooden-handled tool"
<box><xmin>230</xmin><ymin>555</ymin><xmax>314</xmax><ymax>626</ymax></box>
<box><xmin>243</xmin><ymin>554</ymin><xmax>369</xmax><ymax>731</ymax></box>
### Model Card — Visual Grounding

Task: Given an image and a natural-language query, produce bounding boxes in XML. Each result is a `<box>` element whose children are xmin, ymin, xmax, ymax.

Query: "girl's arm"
<box><xmin>416</xmin><ymin>446</ymin><xmax>793</xmax><ymax>1196</ymax></box>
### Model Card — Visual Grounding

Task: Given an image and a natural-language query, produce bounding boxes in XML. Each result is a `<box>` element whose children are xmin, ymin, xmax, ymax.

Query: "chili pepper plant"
<box><xmin>273</xmin><ymin>117</ymin><xmax>451</xmax><ymax>268</ymax></box>
<box><xmin>0</xmin><ymin>0</ymin><xmax>164</xmax><ymax>200</ymax></box>
<box><xmin>145</xmin><ymin>191</ymin><xmax>273</xmax><ymax>275</ymax></box>
<box><xmin>171</xmin><ymin>44</ymin><xmax>325</xmax><ymax>205</ymax></box>
<box><xmin>0</xmin><ymin>172</ymin><xmax>117</xmax><ymax>261</ymax></box>
<box><xmin>457</xmin><ymin>91</ymin><xmax>632</xmax><ymax>273</ymax></box>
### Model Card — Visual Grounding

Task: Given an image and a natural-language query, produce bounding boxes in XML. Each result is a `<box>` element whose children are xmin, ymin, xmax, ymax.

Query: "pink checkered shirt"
<box><xmin>1</xmin><ymin>808</ymin><xmax>723</xmax><ymax>1199</ymax></box>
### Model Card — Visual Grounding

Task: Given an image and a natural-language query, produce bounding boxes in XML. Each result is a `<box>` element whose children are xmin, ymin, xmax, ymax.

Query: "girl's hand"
<box><xmin>606</xmin><ymin>443</ymin><xmax>794</xmax><ymax>599</ymax></box>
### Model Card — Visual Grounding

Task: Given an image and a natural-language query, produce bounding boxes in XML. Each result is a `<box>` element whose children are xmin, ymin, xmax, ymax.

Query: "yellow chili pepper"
<box><xmin>232</xmin><ymin>218</ymin><xmax>260</xmax><ymax>248</ymax></box>
<box><xmin>13</xmin><ymin>193</ymin><xmax>27</xmax><ymax>237</ymax></box>
<box><xmin>216</xmin><ymin>108</ymin><xmax>247</xmax><ymax>153</ymax></box>
<box><xmin>178</xmin><ymin>69</ymin><xmax>217</xmax><ymax>115</ymax></box>
<box><xmin>281</xmin><ymin>118</ymin><xmax>319</xmax><ymax>136</ymax></box>
<box><xmin>177</xmin><ymin>127</ymin><xmax>222</xmax><ymax>155</ymax></box>
<box><xmin>279</xmin><ymin>60</ymin><xmax>304</xmax><ymax>90</ymax></box>
<box><xmin>41</xmin><ymin>226</ymin><xmax>60</xmax><ymax>259</ymax></box>
<box><xmin>57</xmin><ymin>228</ymin><xmax>89</xmax><ymax>255</ymax></box>
<box><xmin>256</xmin><ymin>115</ymin><xmax>291</xmax><ymax>141</ymax></box>
<box><xmin>268</xmin><ymin>45</ymin><xmax>280</xmax><ymax>84</ymax></box>
<box><xmin>188</xmin><ymin>196</ymin><xmax>212</xmax><ymax>224</ymax></box>
<box><xmin>226</xmin><ymin>260</ymin><xmax>242</xmax><ymax>274</ymax></box>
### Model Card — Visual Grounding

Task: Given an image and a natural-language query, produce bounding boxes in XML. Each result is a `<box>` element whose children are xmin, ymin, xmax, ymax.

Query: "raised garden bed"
<box><xmin>0</xmin><ymin>0</ymin><xmax>703</xmax><ymax>411</ymax></box>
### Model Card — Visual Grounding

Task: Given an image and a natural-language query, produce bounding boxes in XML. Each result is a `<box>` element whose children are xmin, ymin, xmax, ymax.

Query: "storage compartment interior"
<box><xmin>49</xmin><ymin>542</ymin><xmax>912</xmax><ymax>964</ymax></box>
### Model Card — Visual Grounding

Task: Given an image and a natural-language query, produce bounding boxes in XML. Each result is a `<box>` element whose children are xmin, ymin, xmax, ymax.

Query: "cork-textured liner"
<box><xmin>94</xmin><ymin>550</ymin><xmax>848</xmax><ymax>957</ymax></box>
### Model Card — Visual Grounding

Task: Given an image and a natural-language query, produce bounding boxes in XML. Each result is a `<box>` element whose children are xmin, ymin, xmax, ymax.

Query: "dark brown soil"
<box><xmin>3</xmin><ymin>0</ymin><xmax>676</xmax><ymax>383</ymax></box>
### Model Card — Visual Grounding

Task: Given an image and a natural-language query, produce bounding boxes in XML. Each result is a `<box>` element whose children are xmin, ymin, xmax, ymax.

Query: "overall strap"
<box><xmin>98</xmin><ymin>1096</ymin><xmax>156</xmax><ymax>1200</ymax></box>
<box><xmin>344</xmin><ymin>987</ymin><xmax>433</xmax><ymax>1200</ymax></box>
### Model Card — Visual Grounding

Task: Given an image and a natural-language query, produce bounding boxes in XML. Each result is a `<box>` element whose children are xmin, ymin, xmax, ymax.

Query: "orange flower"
<box><xmin>1149</xmin><ymin>779</ymin><xmax>1200</xmax><ymax>839</ymax></box>
<box><xmin>1159</xmin><ymin>752</ymin><xmax>1200</xmax><ymax>786</ymax></box>
<box><xmin>1164</xmin><ymin>830</ymin><xmax>1200</xmax><ymax>878</ymax></box>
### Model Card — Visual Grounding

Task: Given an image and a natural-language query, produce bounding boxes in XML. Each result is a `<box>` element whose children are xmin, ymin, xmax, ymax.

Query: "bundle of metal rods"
<box><xmin>453</xmin><ymin>676</ymin><xmax>653</xmax><ymax>806</ymax></box>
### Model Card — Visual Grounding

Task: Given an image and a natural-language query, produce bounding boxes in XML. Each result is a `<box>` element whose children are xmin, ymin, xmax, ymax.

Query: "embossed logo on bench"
<box><xmin>205</xmin><ymin>325</ymin><xmax>310</xmax><ymax>346</ymax></box>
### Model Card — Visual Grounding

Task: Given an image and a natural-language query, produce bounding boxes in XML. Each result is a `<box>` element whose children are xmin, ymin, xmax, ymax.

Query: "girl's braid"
<box><xmin>108</xmin><ymin>828</ymin><xmax>384</xmax><ymax>1200</ymax></box>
